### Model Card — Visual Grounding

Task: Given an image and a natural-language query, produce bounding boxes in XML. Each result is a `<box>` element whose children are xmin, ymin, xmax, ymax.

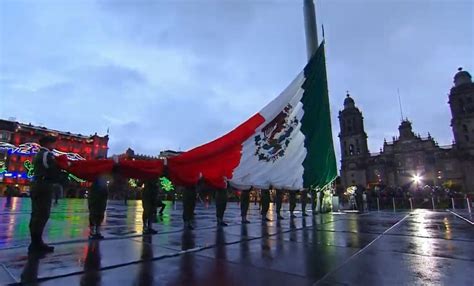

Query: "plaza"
<box><xmin>0</xmin><ymin>198</ymin><xmax>473</xmax><ymax>285</ymax></box>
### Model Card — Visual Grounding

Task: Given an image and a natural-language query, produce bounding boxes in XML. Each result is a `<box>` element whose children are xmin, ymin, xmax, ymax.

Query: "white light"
<box><xmin>413</xmin><ymin>174</ymin><xmax>422</xmax><ymax>185</ymax></box>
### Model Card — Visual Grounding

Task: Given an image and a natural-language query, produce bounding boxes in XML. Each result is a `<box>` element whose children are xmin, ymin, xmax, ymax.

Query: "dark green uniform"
<box><xmin>301</xmin><ymin>189</ymin><xmax>309</xmax><ymax>216</ymax></box>
<box><xmin>182</xmin><ymin>187</ymin><xmax>196</xmax><ymax>229</ymax></box>
<box><xmin>142</xmin><ymin>179</ymin><xmax>158</xmax><ymax>234</ymax></box>
<box><xmin>88</xmin><ymin>175</ymin><xmax>109</xmax><ymax>238</ymax></box>
<box><xmin>289</xmin><ymin>191</ymin><xmax>297</xmax><ymax>217</ymax></box>
<box><xmin>275</xmin><ymin>189</ymin><xmax>284</xmax><ymax>219</ymax></box>
<box><xmin>261</xmin><ymin>189</ymin><xmax>271</xmax><ymax>221</ymax></box>
<box><xmin>215</xmin><ymin>187</ymin><xmax>228</xmax><ymax>226</ymax></box>
<box><xmin>29</xmin><ymin>148</ymin><xmax>60</xmax><ymax>252</ymax></box>
<box><xmin>240</xmin><ymin>188</ymin><xmax>251</xmax><ymax>223</ymax></box>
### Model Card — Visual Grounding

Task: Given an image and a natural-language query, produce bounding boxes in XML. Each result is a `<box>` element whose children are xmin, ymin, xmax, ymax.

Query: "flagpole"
<box><xmin>303</xmin><ymin>0</ymin><xmax>319</xmax><ymax>60</ymax></box>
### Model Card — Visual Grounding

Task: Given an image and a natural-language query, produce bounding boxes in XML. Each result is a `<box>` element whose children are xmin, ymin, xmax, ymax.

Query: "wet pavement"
<box><xmin>0</xmin><ymin>198</ymin><xmax>473</xmax><ymax>285</ymax></box>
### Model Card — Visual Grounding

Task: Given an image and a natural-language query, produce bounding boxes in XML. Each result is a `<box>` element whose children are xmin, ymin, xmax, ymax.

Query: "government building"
<box><xmin>338</xmin><ymin>68</ymin><xmax>474</xmax><ymax>193</ymax></box>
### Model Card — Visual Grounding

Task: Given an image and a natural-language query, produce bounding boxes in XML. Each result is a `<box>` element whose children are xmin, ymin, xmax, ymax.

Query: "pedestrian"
<box><xmin>301</xmin><ymin>189</ymin><xmax>309</xmax><ymax>216</ymax></box>
<box><xmin>142</xmin><ymin>178</ymin><xmax>158</xmax><ymax>234</ymax></box>
<box><xmin>240</xmin><ymin>187</ymin><xmax>251</xmax><ymax>223</ymax></box>
<box><xmin>215</xmin><ymin>179</ymin><xmax>229</xmax><ymax>227</ymax></box>
<box><xmin>261</xmin><ymin>188</ymin><xmax>271</xmax><ymax>221</ymax></box>
<box><xmin>88</xmin><ymin>165</ymin><xmax>110</xmax><ymax>239</ymax></box>
<box><xmin>289</xmin><ymin>191</ymin><xmax>297</xmax><ymax>218</ymax></box>
<box><xmin>28</xmin><ymin>135</ymin><xmax>61</xmax><ymax>253</ymax></box>
<box><xmin>275</xmin><ymin>189</ymin><xmax>284</xmax><ymax>220</ymax></box>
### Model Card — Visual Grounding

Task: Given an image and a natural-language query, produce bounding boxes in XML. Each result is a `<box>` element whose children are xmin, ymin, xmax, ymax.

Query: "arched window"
<box><xmin>349</xmin><ymin>144</ymin><xmax>354</xmax><ymax>155</ymax></box>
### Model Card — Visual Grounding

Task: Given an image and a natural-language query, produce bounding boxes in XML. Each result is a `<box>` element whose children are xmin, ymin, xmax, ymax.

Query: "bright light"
<box><xmin>413</xmin><ymin>174</ymin><xmax>422</xmax><ymax>185</ymax></box>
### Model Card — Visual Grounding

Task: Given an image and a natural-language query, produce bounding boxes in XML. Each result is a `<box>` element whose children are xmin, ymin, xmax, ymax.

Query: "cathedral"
<box><xmin>338</xmin><ymin>68</ymin><xmax>474</xmax><ymax>193</ymax></box>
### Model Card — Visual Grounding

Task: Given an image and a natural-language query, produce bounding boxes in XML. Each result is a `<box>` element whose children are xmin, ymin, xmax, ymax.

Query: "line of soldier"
<box><xmin>27</xmin><ymin>135</ymin><xmax>325</xmax><ymax>255</ymax></box>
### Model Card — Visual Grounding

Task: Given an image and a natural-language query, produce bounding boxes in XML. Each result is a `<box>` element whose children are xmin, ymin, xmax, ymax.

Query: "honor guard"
<box><xmin>215</xmin><ymin>178</ymin><xmax>229</xmax><ymax>227</ymax></box>
<box><xmin>289</xmin><ymin>191</ymin><xmax>297</xmax><ymax>218</ymax></box>
<box><xmin>275</xmin><ymin>189</ymin><xmax>284</xmax><ymax>220</ymax></box>
<box><xmin>261</xmin><ymin>188</ymin><xmax>271</xmax><ymax>222</ymax></box>
<box><xmin>301</xmin><ymin>189</ymin><xmax>309</xmax><ymax>216</ymax></box>
<box><xmin>28</xmin><ymin>135</ymin><xmax>61</xmax><ymax>253</ymax></box>
<box><xmin>240</xmin><ymin>187</ymin><xmax>251</xmax><ymax>223</ymax></box>
<box><xmin>142</xmin><ymin>178</ymin><xmax>159</xmax><ymax>234</ymax></box>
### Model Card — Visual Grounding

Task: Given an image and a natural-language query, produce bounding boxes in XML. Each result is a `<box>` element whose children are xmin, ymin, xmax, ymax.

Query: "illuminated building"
<box><xmin>339</xmin><ymin>68</ymin><xmax>474</xmax><ymax>192</ymax></box>
<box><xmin>0</xmin><ymin>119</ymin><xmax>109</xmax><ymax>194</ymax></box>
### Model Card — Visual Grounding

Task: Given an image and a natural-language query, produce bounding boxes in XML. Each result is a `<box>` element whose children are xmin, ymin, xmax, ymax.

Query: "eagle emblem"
<box><xmin>254</xmin><ymin>104</ymin><xmax>299</xmax><ymax>162</ymax></box>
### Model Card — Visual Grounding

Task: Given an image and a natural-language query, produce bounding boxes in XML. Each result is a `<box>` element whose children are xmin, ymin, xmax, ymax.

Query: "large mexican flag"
<box><xmin>167</xmin><ymin>42</ymin><xmax>337</xmax><ymax>190</ymax></box>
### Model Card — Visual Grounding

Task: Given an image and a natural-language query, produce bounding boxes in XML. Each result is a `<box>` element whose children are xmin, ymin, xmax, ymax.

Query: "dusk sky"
<box><xmin>1</xmin><ymin>0</ymin><xmax>473</xmax><ymax>166</ymax></box>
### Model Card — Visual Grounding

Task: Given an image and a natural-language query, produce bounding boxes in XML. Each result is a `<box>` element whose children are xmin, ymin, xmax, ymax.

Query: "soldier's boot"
<box><xmin>262</xmin><ymin>215</ymin><xmax>271</xmax><ymax>222</ymax></box>
<box><xmin>217</xmin><ymin>218</ymin><xmax>228</xmax><ymax>227</ymax></box>
<box><xmin>89</xmin><ymin>225</ymin><xmax>97</xmax><ymax>239</ymax></box>
<box><xmin>95</xmin><ymin>225</ymin><xmax>105</xmax><ymax>239</ymax></box>
<box><xmin>147</xmin><ymin>220</ymin><xmax>158</xmax><ymax>234</ymax></box>
<box><xmin>277</xmin><ymin>212</ymin><xmax>284</xmax><ymax>220</ymax></box>
<box><xmin>29</xmin><ymin>233</ymin><xmax>54</xmax><ymax>253</ymax></box>
<box><xmin>290</xmin><ymin>211</ymin><xmax>297</xmax><ymax>218</ymax></box>
<box><xmin>302</xmin><ymin>211</ymin><xmax>309</xmax><ymax>217</ymax></box>
<box><xmin>241</xmin><ymin>216</ymin><xmax>250</xmax><ymax>224</ymax></box>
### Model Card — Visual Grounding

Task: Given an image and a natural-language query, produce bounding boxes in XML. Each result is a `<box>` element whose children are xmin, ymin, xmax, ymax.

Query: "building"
<box><xmin>339</xmin><ymin>68</ymin><xmax>474</xmax><ymax>193</ymax></box>
<box><xmin>0</xmin><ymin>119</ymin><xmax>109</xmax><ymax>193</ymax></box>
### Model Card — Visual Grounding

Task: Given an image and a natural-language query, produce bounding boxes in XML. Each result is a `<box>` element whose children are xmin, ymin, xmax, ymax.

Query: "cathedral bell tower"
<box><xmin>449</xmin><ymin>67</ymin><xmax>474</xmax><ymax>153</ymax></box>
<box><xmin>338</xmin><ymin>93</ymin><xmax>369</xmax><ymax>187</ymax></box>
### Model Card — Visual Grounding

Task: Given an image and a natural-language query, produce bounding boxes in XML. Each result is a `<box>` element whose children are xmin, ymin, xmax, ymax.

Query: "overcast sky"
<box><xmin>1</xmin><ymin>0</ymin><xmax>473</xmax><ymax>166</ymax></box>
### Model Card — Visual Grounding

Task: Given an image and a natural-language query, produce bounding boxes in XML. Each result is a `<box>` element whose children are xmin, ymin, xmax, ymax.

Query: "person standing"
<box><xmin>301</xmin><ymin>189</ymin><xmax>309</xmax><ymax>216</ymax></box>
<box><xmin>261</xmin><ymin>188</ymin><xmax>271</xmax><ymax>222</ymax></box>
<box><xmin>142</xmin><ymin>178</ymin><xmax>158</xmax><ymax>234</ymax></box>
<box><xmin>28</xmin><ymin>136</ymin><xmax>60</xmax><ymax>253</ymax></box>
<box><xmin>289</xmin><ymin>191</ymin><xmax>297</xmax><ymax>218</ymax></box>
<box><xmin>88</xmin><ymin>163</ymin><xmax>111</xmax><ymax>239</ymax></box>
<box><xmin>275</xmin><ymin>189</ymin><xmax>284</xmax><ymax>220</ymax></box>
<box><xmin>240</xmin><ymin>187</ymin><xmax>251</xmax><ymax>223</ymax></box>
<box><xmin>215</xmin><ymin>179</ymin><xmax>229</xmax><ymax>227</ymax></box>
<box><xmin>182</xmin><ymin>185</ymin><xmax>197</xmax><ymax>230</ymax></box>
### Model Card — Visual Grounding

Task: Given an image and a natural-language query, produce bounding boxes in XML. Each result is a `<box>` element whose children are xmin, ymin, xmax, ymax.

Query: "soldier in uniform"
<box><xmin>88</xmin><ymin>162</ymin><xmax>111</xmax><ymax>239</ymax></box>
<box><xmin>275</xmin><ymin>189</ymin><xmax>284</xmax><ymax>219</ymax></box>
<box><xmin>142</xmin><ymin>178</ymin><xmax>158</xmax><ymax>234</ymax></box>
<box><xmin>28</xmin><ymin>136</ymin><xmax>61</xmax><ymax>253</ymax></box>
<box><xmin>289</xmin><ymin>191</ymin><xmax>297</xmax><ymax>218</ymax></box>
<box><xmin>261</xmin><ymin>188</ymin><xmax>271</xmax><ymax>222</ymax></box>
<box><xmin>215</xmin><ymin>179</ymin><xmax>229</xmax><ymax>227</ymax></box>
<box><xmin>182</xmin><ymin>180</ymin><xmax>198</xmax><ymax>230</ymax></box>
<box><xmin>301</xmin><ymin>189</ymin><xmax>309</xmax><ymax>216</ymax></box>
<box><xmin>240</xmin><ymin>187</ymin><xmax>251</xmax><ymax>223</ymax></box>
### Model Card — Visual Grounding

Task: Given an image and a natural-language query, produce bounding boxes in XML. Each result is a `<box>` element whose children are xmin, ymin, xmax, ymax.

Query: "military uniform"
<box><xmin>301</xmin><ymin>189</ymin><xmax>309</xmax><ymax>216</ymax></box>
<box><xmin>275</xmin><ymin>189</ymin><xmax>284</xmax><ymax>219</ymax></box>
<box><xmin>142</xmin><ymin>179</ymin><xmax>158</xmax><ymax>234</ymax></box>
<box><xmin>289</xmin><ymin>191</ymin><xmax>297</xmax><ymax>217</ymax></box>
<box><xmin>240</xmin><ymin>188</ymin><xmax>251</xmax><ymax>223</ymax></box>
<box><xmin>182</xmin><ymin>186</ymin><xmax>196</xmax><ymax>229</ymax></box>
<box><xmin>88</xmin><ymin>175</ymin><xmax>109</xmax><ymax>239</ymax></box>
<box><xmin>29</xmin><ymin>145</ymin><xmax>60</xmax><ymax>253</ymax></box>
<box><xmin>215</xmin><ymin>186</ymin><xmax>228</xmax><ymax>226</ymax></box>
<box><xmin>260</xmin><ymin>189</ymin><xmax>271</xmax><ymax>221</ymax></box>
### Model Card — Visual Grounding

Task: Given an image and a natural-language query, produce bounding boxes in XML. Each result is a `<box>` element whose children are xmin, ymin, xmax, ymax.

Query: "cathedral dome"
<box><xmin>344</xmin><ymin>93</ymin><xmax>355</xmax><ymax>109</ymax></box>
<box><xmin>454</xmin><ymin>67</ymin><xmax>472</xmax><ymax>87</ymax></box>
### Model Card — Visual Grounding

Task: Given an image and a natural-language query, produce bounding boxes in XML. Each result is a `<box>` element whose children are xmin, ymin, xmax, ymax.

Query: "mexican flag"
<box><xmin>167</xmin><ymin>42</ymin><xmax>337</xmax><ymax>190</ymax></box>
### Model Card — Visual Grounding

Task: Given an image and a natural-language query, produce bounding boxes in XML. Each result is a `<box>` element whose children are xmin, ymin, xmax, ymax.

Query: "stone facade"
<box><xmin>339</xmin><ymin>68</ymin><xmax>474</xmax><ymax>193</ymax></box>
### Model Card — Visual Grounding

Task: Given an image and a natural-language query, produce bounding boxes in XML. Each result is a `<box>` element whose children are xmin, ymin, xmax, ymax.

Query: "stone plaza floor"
<box><xmin>0</xmin><ymin>198</ymin><xmax>473</xmax><ymax>285</ymax></box>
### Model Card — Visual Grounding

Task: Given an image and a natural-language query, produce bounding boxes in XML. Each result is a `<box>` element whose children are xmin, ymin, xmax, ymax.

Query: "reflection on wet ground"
<box><xmin>0</xmin><ymin>198</ymin><xmax>472</xmax><ymax>285</ymax></box>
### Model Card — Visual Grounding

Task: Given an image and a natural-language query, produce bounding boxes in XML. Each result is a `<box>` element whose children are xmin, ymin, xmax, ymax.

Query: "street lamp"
<box><xmin>412</xmin><ymin>174</ymin><xmax>422</xmax><ymax>190</ymax></box>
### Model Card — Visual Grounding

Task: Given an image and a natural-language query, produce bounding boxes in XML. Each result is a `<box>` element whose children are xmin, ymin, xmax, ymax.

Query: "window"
<box><xmin>349</xmin><ymin>144</ymin><xmax>354</xmax><ymax>156</ymax></box>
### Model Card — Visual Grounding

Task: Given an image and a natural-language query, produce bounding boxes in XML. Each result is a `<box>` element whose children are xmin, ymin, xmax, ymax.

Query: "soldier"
<box><xmin>28</xmin><ymin>135</ymin><xmax>61</xmax><ymax>253</ymax></box>
<box><xmin>261</xmin><ymin>188</ymin><xmax>271</xmax><ymax>222</ymax></box>
<box><xmin>275</xmin><ymin>189</ymin><xmax>284</xmax><ymax>220</ymax></box>
<box><xmin>289</xmin><ymin>191</ymin><xmax>297</xmax><ymax>218</ymax></box>
<box><xmin>182</xmin><ymin>182</ymin><xmax>198</xmax><ymax>230</ymax></box>
<box><xmin>240</xmin><ymin>187</ymin><xmax>251</xmax><ymax>223</ymax></box>
<box><xmin>216</xmin><ymin>178</ymin><xmax>230</xmax><ymax>227</ymax></box>
<box><xmin>142</xmin><ymin>178</ymin><xmax>158</xmax><ymax>234</ymax></box>
<box><xmin>88</xmin><ymin>162</ymin><xmax>110</xmax><ymax>239</ymax></box>
<box><xmin>153</xmin><ymin>185</ymin><xmax>166</xmax><ymax>221</ymax></box>
<box><xmin>301</xmin><ymin>189</ymin><xmax>309</xmax><ymax>216</ymax></box>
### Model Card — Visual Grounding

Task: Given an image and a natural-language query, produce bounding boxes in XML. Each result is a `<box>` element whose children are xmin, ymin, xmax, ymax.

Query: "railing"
<box><xmin>339</xmin><ymin>196</ymin><xmax>473</xmax><ymax>213</ymax></box>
